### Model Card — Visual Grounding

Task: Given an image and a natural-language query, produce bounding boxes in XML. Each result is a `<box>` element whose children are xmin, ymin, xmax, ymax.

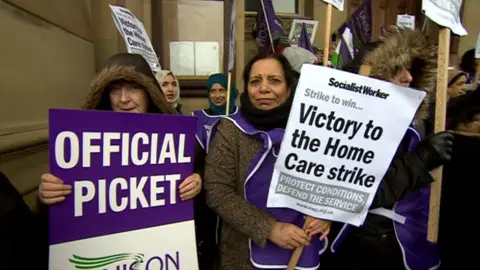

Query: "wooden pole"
<box><xmin>322</xmin><ymin>4</ymin><xmax>333</xmax><ymax>66</ymax></box>
<box><xmin>427</xmin><ymin>27</ymin><xmax>450</xmax><ymax>243</ymax></box>
<box><xmin>234</xmin><ymin>0</ymin><xmax>244</xmax><ymax>93</ymax></box>
<box><xmin>286</xmin><ymin>4</ymin><xmax>332</xmax><ymax>270</ymax></box>
<box><xmin>223</xmin><ymin>0</ymin><xmax>232</xmax><ymax>75</ymax></box>
<box><xmin>226</xmin><ymin>72</ymin><xmax>232</xmax><ymax>115</ymax></box>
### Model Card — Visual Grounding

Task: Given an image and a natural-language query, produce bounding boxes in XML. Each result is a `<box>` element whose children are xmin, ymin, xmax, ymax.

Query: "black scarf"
<box><xmin>240</xmin><ymin>91</ymin><xmax>293</xmax><ymax>131</ymax></box>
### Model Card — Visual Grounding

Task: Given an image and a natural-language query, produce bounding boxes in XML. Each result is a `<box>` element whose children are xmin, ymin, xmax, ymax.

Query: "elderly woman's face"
<box><xmin>448</xmin><ymin>75</ymin><xmax>467</xmax><ymax>98</ymax></box>
<box><xmin>390</xmin><ymin>67</ymin><xmax>413</xmax><ymax>87</ymax></box>
<box><xmin>109</xmin><ymin>82</ymin><xmax>149</xmax><ymax>113</ymax></box>
<box><xmin>161</xmin><ymin>74</ymin><xmax>178</xmax><ymax>103</ymax></box>
<box><xmin>247</xmin><ymin>58</ymin><xmax>291</xmax><ymax>110</ymax></box>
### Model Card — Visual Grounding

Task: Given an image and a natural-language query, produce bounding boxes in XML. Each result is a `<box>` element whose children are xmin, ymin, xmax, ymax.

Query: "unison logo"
<box><xmin>69</xmin><ymin>253</ymin><xmax>144</xmax><ymax>269</ymax></box>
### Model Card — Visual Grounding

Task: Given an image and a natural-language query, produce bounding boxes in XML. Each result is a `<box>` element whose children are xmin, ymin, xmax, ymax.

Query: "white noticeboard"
<box><xmin>422</xmin><ymin>0</ymin><xmax>467</xmax><ymax>36</ymax></box>
<box><xmin>322</xmin><ymin>0</ymin><xmax>345</xmax><ymax>11</ymax></box>
<box><xmin>396</xmin><ymin>14</ymin><xmax>415</xmax><ymax>30</ymax></box>
<box><xmin>266</xmin><ymin>65</ymin><xmax>426</xmax><ymax>226</ymax></box>
<box><xmin>170</xmin><ymin>42</ymin><xmax>195</xmax><ymax>76</ymax></box>
<box><xmin>194</xmin><ymin>42</ymin><xmax>220</xmax><ymax>76</ymax></box>
<box><xmin>169</xmin><ymin>41</ymin><xmax>220</xmax><ymax>76</ymax></box>
<box><xmin>109</xmin><ymin>5</ymin><xmax>161</xmax><ymax>72</ymax></box>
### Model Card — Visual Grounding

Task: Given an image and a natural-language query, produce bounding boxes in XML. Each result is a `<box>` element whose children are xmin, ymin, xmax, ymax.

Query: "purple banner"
<box><xmin>48</xmin><ymin>109</ymin><xmax>197</xmax><ymax>245</ymax></box>
<box><xmin>338</xmin><ymin>0</ymin><xmax>372</xmax><ymax>55</ymax></box>
<box><xmin>253</xmin><ymin>0</ymin><xmax>290</xmax><ymax>54</ymax></box>
<box><xmin>298</xmin><ymin>23</ymin><xmax>314</xmax><ymax>53</ymax></box>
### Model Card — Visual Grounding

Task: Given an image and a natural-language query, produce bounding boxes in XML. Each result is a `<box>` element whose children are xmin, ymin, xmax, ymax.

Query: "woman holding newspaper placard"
<box><xmin>203</xmin><ymin>53</ymin><xmax>331</xmax><ymax>270</ymax></box>
<box><xmin>328</xmin><ymin>30</ymin><xmax>454</xmax><ymax>270</ymax></box>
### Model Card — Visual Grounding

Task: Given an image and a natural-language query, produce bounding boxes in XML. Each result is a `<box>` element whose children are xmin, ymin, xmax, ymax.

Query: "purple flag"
<box><xmin>298</xmin><ymin>23</ymin><xmax>314</xmax><ymax>53</ymax></box>
<box><xmin>338</xmin><ymin>0</ymin><xmax>372</xmax><ymax>55</ymax></box>
<box><xmin>254</xmin><ymin>10</ymin><xmax>272</xmax><ymax>54</ymax></box>
<box><xmin>253</xmin><ymin>0</ymin><xmax>290</xmax><ymax>54</ymax></box>
<box><xmin>48</xmin><ymin>109</ymin><xmax>199</xmax><ymax>269</ymax></box>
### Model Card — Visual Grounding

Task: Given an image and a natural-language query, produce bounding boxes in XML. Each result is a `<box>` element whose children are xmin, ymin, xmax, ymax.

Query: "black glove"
<box><xmin>415</xmin><ymin>131</ymin><xmax>454</xmax><ymax>171</ymax></box>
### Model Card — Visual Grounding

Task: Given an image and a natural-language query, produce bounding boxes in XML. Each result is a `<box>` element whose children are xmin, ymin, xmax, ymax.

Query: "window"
<box><xmin>245</xmin><ymin>0</ymin><xmax>299</xmax><ymax>14</ymax></box>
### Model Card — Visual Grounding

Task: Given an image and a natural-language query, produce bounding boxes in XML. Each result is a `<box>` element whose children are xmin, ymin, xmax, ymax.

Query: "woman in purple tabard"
<box><xmin>203</xmin><ymin>53</ymin><xmax>332</xmax><ymax>270</ymax></box>
<box><xmin>192</xmin><ymin>73</ymin><xmax>239</xmax><ymax>151</ymax></box>
<box><xmin>326</xmin><ymin>30</ymin><xmax>455</xmax><ymax>270</ymax></box>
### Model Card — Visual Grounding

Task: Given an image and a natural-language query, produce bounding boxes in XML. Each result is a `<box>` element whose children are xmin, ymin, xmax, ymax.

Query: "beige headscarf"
<box><xmin>155</xmin><ymin>70</ymin><xmax>181</xmax><ymax>109</ymax></box>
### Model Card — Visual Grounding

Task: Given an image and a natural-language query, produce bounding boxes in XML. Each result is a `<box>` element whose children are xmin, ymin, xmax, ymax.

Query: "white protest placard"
<box><xmin>288</xmin><ymin>19</ymin><xmax>318</xmax><ymax>47</ymax></box>
<box><xmin>422</xmin><ymin>0</ymin><xmax>467</xmax><ymax>36</ymax></box>
<box><xmin>266</xmin><ymin>65</ymin><xmax>426</xmax><ymax>226</ymax></box>
<box><xmin>109</xmin><ymin>5</ymin><xmax>161</xmax><ymax>72</ymax></box>
<box><xmin>396</xmin><ymin>14</ymin><xmax>415</xmax><ymax>30</ymax></box>
<box><xmin>228</xmin><ymin>0</ymin><xmax>237</xmax><ymax>71</ymax></box>
<box><xmin>322</xmin><ymin>0</ymin><xmax>345</xmax><ymax>11</ymax></box>
<box><xmin>475</xmin><ymin>33</ymin><xmax>480</xmax><ymax>59</ymax></box>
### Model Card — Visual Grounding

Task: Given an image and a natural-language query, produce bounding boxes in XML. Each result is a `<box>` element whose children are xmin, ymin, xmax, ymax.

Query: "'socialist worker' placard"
<box><xmin>267</xmin><ymin>65</ymin><xmax>425</xmax><ymax>226</ymax></box>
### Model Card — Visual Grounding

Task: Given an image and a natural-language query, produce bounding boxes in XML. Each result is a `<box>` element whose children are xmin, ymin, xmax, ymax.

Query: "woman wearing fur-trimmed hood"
<box><xmin>83</xmin><ymin>53</ymin><xmax>177</xmax><ymax>114</ymax></box>
<box><xmin>328</xmin><ymin>30</ymin><xmax>453</xmax><ymax>270</ymax></box>
<box><xmin>39</xmin><ymin>53</ymin><xmax>202</xmax><ymax>203</ymax></box>
<box><xmin>37</xmin><ymin>53</ymin><xmax>213</xmax><ymax>267</ymax></box>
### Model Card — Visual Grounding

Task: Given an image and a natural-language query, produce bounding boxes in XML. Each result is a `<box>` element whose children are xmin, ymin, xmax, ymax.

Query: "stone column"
<box><xmin>143</xmin><ymin>0</ymin><xmax>152</xmax><ymax>39</ymax></box>
<box><xmin>91</xmin><ymin>0</ymin><xmax>126</xmax><ymax>71</ymax></box>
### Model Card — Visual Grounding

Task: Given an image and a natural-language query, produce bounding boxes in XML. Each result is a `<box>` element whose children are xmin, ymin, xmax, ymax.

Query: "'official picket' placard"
<box><xmin>48</xmin><ymin>109</ymin><xmax>198</xmax><ymax>270</ymax></box>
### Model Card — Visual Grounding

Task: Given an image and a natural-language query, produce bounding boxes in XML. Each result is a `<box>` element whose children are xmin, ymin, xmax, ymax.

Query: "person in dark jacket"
<box><xmin>326</xmin><ymin>30</ymin><xmax>454</xmax><ymax>270</ymax></box>
<box><xmin>0</xmin><ymin>171</ymin><xmax>43</xmax><ymax>269</ymax></box>
<box><xmin>439</xmin><ymin>84</ymin><xmax>480</xmax><ymax>269</ymax></box>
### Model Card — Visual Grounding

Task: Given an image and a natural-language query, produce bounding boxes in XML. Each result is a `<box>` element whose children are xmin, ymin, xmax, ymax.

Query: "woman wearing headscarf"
<box><xmin>204</xmin><ymin>53</ymin><xmax>331</xmax><ymax>270</ymax></box>
<box><xmin>326</xmin><ymin>30</ymin><xmax>454</xmax><ymax>270</ymax></box>
<box><xmin>155</xmin><ymin>70</ymin><xmax>182</xmax><ymax>113</ymax></box>
<box><xmin>36</xmin><ymin>53</ymin><xmax>212</xmax><ymax>267</ymax></box>
<box><xmin>192</xmin><ymin>73</ymin><xmax>239</xmax><ymax>151</ymax></box>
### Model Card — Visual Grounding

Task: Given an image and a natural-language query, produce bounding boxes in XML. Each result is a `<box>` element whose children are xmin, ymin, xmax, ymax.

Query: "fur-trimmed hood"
<box><xmin>82</xmin><ymin>53</ymin><xmax>177</xmax><ymax>115</ymax></box>
<box><xmin>348</xmin><ymin>30</ymin><xmax>437</xmax><ymax>122</ymax></box>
